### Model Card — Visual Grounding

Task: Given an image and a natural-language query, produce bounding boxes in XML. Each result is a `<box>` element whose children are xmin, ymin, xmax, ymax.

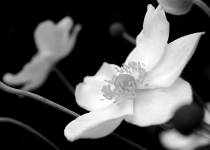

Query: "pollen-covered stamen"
<box><xmin>101</xmin><ymin>61</ymin><xmax>146</xmax><ymax>101</ymax></box>
<box><xmin>101</xmin><ymin>74</ymin><xmax>137</xmax><ymax>101</ymax></box>
<box><xmin>114</xmin><ymin>74</ymin><xmax>136</xmax><ymax>92</ymax></box>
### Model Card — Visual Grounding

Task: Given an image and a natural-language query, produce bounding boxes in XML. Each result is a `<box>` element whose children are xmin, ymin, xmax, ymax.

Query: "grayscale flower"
<box><xmin>3</xmin><ymin>16</ymin><xmax>81</xmax><ymax>91</ymax></box>
<box><xmin>64</xmin><ymin>4</ymin><xmax>203</xmax><ymax>141</ymax></box>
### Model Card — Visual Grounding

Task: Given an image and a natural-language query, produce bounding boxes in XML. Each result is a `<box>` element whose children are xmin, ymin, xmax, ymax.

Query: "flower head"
<box><xmin>64</xmin><ymin>4</ymin><xmax>204</xmax><ymax>141</ymax></box>
<box><xmin>157</xmin><ymin>0</ymin><xmax>193</xmax><ymax>15</ymax></box>
<box><xmin>3</xmin><ymin>16</ymin><xmax>81</xmax><ymax>91</ymax></box>
<box><xmin>157</xmin><ymin>0</ymin><xmax>210</xmax><ymax>17</ymax></box>
<box><xmin>160</xmin><ymin>103</ymin><xmax>210</xmax><ymax>150</ymax></box>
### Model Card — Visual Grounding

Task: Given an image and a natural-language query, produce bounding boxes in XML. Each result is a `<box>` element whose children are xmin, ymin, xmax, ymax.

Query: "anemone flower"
<box><xmin>64</xmin><ymin>4</ymin><xmax>204</xmax><ymax>141</ymax></box>
<box><xmin>160</xmin><ymin>103</ymin><xmax>210</xmax><ymax>150</ymax></box>
<box><xmin>3</xmin><ymin>16</ymin><xmax>81</xmax><ymax>91</ymax></box>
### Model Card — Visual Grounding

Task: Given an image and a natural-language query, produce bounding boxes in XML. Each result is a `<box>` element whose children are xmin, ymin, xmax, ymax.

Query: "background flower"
<box><xmin>157</xmin><ymin>0</ymin><xmax>210</xmax><ymax>17</ymax></box>
<box><xmin>160</xmin><ymin>103</ymin><xmax>210</xmax><ymax>150</ymax></box>
<box><xmin>2</xmin><ymin>17</ymin><xmax>81</xmax><ymax>91</ymax></box>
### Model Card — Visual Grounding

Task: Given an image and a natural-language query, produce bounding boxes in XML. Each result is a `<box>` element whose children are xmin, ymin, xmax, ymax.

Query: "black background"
<box><xmin>0</xmin><ymin>0</ymin><xmax>210</xmax><ymax>149</ymax></box>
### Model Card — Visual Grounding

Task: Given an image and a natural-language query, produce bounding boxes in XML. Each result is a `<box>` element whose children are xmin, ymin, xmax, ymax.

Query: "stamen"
<box><xmin>101</xmin><ymin>61</ymin><xmax>146</xmax><ymax>102</ymax></box>
<box><xmin>101</xmin><ymin>74</ymin><xmax>136</xmax><ymax>101</ymax></box>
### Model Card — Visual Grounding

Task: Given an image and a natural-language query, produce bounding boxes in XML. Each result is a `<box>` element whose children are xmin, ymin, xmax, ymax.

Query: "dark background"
<box><xmin>0</xmin><ymin>0</ymin><xmax>210</xmax><ymax>149</ymax></box>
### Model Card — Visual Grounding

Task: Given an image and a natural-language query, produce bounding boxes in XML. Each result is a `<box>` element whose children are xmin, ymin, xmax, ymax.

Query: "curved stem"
<box><xmin>0</xmin><ymin>117</ymin><xmax>60</xmax><ymax>150</ymax></box>
<box><xmin>194</xmin><ymin>0</ymin><xmax>210</xmax><ymax>17</ymax></box>
<box><xmin>0</xmin><ymin>81</ymin><xmax>79</xmax><ymax>117</ymax></box>
<box><xmin>52</xmin><ymin>67</ymin><xmax>75</xmax><ymax>96</ymax></box>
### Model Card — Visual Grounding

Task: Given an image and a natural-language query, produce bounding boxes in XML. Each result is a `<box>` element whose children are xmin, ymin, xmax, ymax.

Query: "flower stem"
<box><xmin>112</xmin><ymin>133</ymin><xmax>147</xmax><ymax>150</ymax></box>
<box><xmin>0</xmin><ymin>81</ymin><xmax>147</xmax><ymax>150</ymax></box>
<box><xmin>194</xmin><ymin>0</ymin><xmax>210</xmax><ymax>17</ymax></box>
<box><xmin>192</xmin><ymin>87</ymin><xmax>210</xmax><ymax>114</ymax></box>
<box><xmin>53</xmin><ymin>67</ymin><xmax>75</xmax><ymax>96</ymax></box>
<box><xmin>0</xmin><ymin>81</ymin><xmax>79</xmax><ymax>117</ymax></box>
<box><xmin>122</xmin><ymin>32</ymin><xmax>136</xmax><ymax>45</ymax></box>
<box><xmin>0</xmin><ymin>117</ymin><xmax>60</xmax><ymax>150</ymax></box>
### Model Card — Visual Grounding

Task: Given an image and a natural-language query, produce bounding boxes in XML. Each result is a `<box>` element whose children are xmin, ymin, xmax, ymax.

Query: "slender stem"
<box><xmin>112</xmin><ymin>133</ymin><xmax>147</xmax><ymax>150</ymax></box>
<box><xmin>0</xmin><ymin>117</ymin><xmax>60</xmax><ymax>150</ymax></box>
<box><xmin>53</xmin><ymin>67</ymin><xmax>75</xmax><ymax>95</ymax></box>
<box><xmin>192</xmin><ymin>87</ymin><xmax>210</xmax><ymax>114</ymax></box>
<box><xmin>122</xmin><ymin>32</ymin><xmax>136</xmax><ymax>45</ymax></box>
<box><xmin>0</xmin><ymin>81</ymin><xmax>79</xmax><ymax>117</ymax></box>
<box><xmin>0</xmin><ymin>81</ymin><xmax>147</xmax><ymax>150</ymax></box>
<box><xmin>194</xmin><ymin>0</ymin><xmax>210</xmax><ymax>17</ymax></box>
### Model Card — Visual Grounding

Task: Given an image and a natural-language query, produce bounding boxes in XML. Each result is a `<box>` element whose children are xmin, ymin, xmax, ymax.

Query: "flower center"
<box><xmin>114</xmin><ymin>74</ymin><xmax>136</xmax><ymax>92</ymax></box>
<box><xmin>101</xmin><ymin>74</ymin><xmax>137</xmax><ymax>101</ymax></box>
<box><xmin>101</xmin><ymin>61</ymin><xmax>146</xmax><ymax>102</ymax></box>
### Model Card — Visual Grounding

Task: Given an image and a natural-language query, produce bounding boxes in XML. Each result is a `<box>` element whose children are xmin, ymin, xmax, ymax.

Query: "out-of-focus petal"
<box><xmin>157</xmin><ymin>0</ymin><xmax>193</xmax><ymax>15</ymax></box>
<box><xmin>64</xmin><ymin>100</ymin><xmax>133</xmax><ymax>141</ymax></box>
<box><xmin>125</xmin><ymin>4</ymin><xmax>169</xmax><ymax>72</ymax></box>
<box><xmin>204</xmin><ymin>103</ymin><xmax>210</xmax><ymax>124</ymax></box>
<box><xmin>34</xmin><ymin>20</ymin><xmax>65</xmax><ymax>56</ymax></box>
<box><xmin>3</xmin><ymin>55</ymin><xmax>52</xmax><ymax>91</ymax></box>
<box><xmin>160</xmin><ymin>129</ymin><xmax>210</xmax><ymax>150</ymax></box>
<box><xmin>126</xmin><ymin>78</ymin><xmax>192</xmax><ymax>126</ymax></box>
<box><xmin>144</xmin><ymin>32</ymin><xmax>204</xmax><ymax>88</ymax></box>
<box><xmin>34</xmin><ymin>16</ymin><xmax>81</xmax><ymax>61</ymax></box>
<box><xmin>75</xmin><ymin>62</ymin><xmax>120</xmax><ymax>111</ymax></box>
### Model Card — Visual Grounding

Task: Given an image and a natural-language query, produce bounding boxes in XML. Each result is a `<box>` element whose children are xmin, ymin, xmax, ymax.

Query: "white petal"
<box><xmin>126</xmin><ymin>78</ymin><xmax>192</xmax><ymax>126</ymax></box>
<box><xmin>64</xmin><ymin>100</ymin><xmax>133</xmax><ymax>141</ymax></box>
<box><xmin>75</xmin><ymin>62</ymin><xmax>120</xmax><ymax>111</ymax></box>
<box><xmin>204</xmin><ymin>103</ymin><xmax>210</xmax><ymax>124</ymax></box>
<box><xmin>157</xmin><ymin>0</ymin><xmax>193</xmax><ymax>15</ymax></box>
<box><xmin>57</xmin><ymin>16</ymin><xmax>73</xmax><ymax>32</ymax></box>
<box><xmin>144</xmin><ymin>32</ymin><xmax>204</xmax><ymax>88</ymax></box>
<box><xmin>34</xmin><ymin>20</ymin><xmax>63</xmax><ymax>56</ymax></box>
<box><xmin>160</xmin><ymin>129</ymin><xmax>210</xmax><ymax>150</ymax></box>
<box><xmin>125</xmin><ymin>4</ymin><xmax>169</xmax><ymax>72</ymax></box>
<box><xmin>3</xmin><ymin>55</ymin><xmax>52</xmax><ymax>91</ymax></box>
<box><xmin>34</xmin><ymin>17</ymin><xmax>79</xmax><ymax>61</ymax></box>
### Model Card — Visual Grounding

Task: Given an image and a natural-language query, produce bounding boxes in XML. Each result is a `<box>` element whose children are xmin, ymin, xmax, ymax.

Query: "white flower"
<box><xmin>64</xmin><ymin>4</ymin><xmax>204</xmax><ymax>141</ymax></box>
<box><xmin>157</xmin><ymin>0</ymin><xmax>193</xmax><ymax>15</ymax></box>
<box><xmin>157</xmin><ymin>0</ymin><xmax>210</xmax><ymax>17</ymax></box>
<box><xmin>160</xmin><ymin>104</ymin><xmax>210</xmax><ymax>150</ymax></box>
<box><xmin>3</xmin><ymin>16</ymin><xmax>81</xmax><ymax>91</ymax></box>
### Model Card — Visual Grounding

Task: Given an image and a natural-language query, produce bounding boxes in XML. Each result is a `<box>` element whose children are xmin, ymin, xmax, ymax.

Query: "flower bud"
<box><xmin>157</xmin><ymin>0</ymin><xmax>193</xmax><ymax>15</ymax></box>
<box><xmin>171</xmin><ymin>103</ymin><xmax>204</xmax><ymax>135</ymax></box>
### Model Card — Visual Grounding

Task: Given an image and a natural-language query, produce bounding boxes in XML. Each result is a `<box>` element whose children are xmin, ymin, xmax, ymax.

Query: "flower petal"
<box><xmin>34</xmin><ymin>17</ymin><xmax>80</xmax><ymax>61</ymax></box>
<box><xmin>125</xmin><ymin>4</ymin><xmax>169</xmax><ymax>72</ymax></box>
<box><xmin>126</xmin><ymin>78</ymin><xmax>192</xmax><ymax>126</ymax></box>
<box><xmin>34</xmin><ymin>20</ymin><xmax>64</xmax><ymax>56</ymax></box>
<box><xmin>64</xmin><ymin>100</ymin><xmax>133</xmax><ymax>141</ymax></box>
<box><xmin>160</xmin><ymin>129</ymin><xmax>210</xmax><ymax>150</ymax></box>
<box><xmin>144</xmin><ymin>32</ymin><xmax>204</xmax><ymax>88</ymax></box>
<box><xmin>204</xmin><ymin>103</ymin><xmax>210</xmax><ymax>124</ymax></box>
<box><xmin>3</xmin><ymin>55</ymin><xmax>52</xmax><ymax>91</ymax></box>
<box><xmin>75</xmin><ymin>62</ymin><xmax>120</xmax><ymax>111</ymax></box>
<box><xmin>157</xmin><ymin>0</ymin><xmax>193</xmax><ymax>15</ymax></box>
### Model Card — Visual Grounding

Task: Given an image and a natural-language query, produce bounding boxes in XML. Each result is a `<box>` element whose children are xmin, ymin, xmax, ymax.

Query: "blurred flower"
<box><xmin>157</xmin><ymin>0</ymin><xmax>210</xmax><ymax>17</ymax></box>
<box><xmin>157</xmin><ymin>0</ymin><xmax>193</xmax><ymax>15</ymax></box>
<box><xmin>64</xmin><ymin>4</ymin><xmax>203</xmax><ymax>141</ymax></box>
<box><xmin>3</xmin><ymin>16</ymin><xmax>82</xmax><ymax>91</ymax></box>
<box><xmin>160</xmin><ymin>103</ymin><xmax>210</xmax><ymax>150</ymax></box>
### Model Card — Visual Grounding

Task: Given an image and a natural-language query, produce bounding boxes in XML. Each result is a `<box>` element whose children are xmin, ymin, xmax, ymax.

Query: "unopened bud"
<box><xmin>109</xmin><ymin>22</ymin><xmax>125</xmax><ymax>37</ymax></box>
<box><xmin>157</xmin><ymin>0</ymin><xmax>210</xmax><ymax>17</ymax></box>
<box><xmin>157</xmin><ymin>0</ymin><xmax>193</xmax><ymax>15</ymax></box>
